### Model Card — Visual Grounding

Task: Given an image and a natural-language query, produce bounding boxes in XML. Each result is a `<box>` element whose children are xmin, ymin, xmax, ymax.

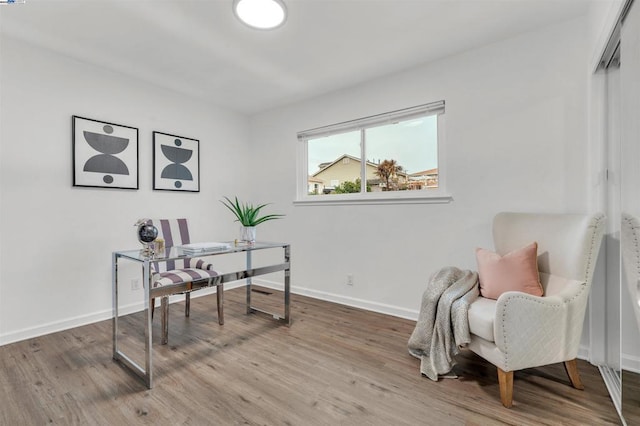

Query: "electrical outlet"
<box><xmin>346</xmin><ymin>274</ymin><xmax>354</xmax><ymax>286</ymax></box>
<box><xmin>131</xmin><ymin>279</ymin><xmax>140</xmax><ymax>291</ymax></box>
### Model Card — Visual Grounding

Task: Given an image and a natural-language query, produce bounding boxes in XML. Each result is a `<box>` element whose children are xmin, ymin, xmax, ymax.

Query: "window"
<box><xmin>296</xmin><ymin>101</ymin><xmax>450</xmax><ymax>204</ymax></box>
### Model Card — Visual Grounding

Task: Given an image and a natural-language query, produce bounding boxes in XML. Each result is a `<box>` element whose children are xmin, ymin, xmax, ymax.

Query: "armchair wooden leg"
<box><xmin>217</xmin><ymin>285</ymin><xmax>224</xmax><ymax>325</ymax></box>
<box><xmin>161</xmin><ymin>297</ymin><xmax>169</xmax><ymax>345</ymax></box>
<box><xmin>497</xmin><ymin>368</ymin><xmax>514</xmax><ymax>408</ymax></box>
<box><xmin>564</xmin><ymin>359</ymin><xmax>585</xmax><ymax>390</ymax></box>
<box><xmin>185</xmin><ymin>289</ymin><xmax>191</xmax><ymax>317</ymax></box>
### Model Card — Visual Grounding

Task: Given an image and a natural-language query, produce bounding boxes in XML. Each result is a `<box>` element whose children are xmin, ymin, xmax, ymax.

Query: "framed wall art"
<box><xmin>72</xmin><ymin>116</ymin><xmax>139</xmax><ymax>189</ymax></box>
<box><xmin>153</xmin><ymin>131</ymin><xmax>200</xmax><ymax>192</ymax></box>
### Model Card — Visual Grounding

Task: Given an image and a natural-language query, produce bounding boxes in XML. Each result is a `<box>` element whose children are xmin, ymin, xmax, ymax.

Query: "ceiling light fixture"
<box><xmin>233</xmin><ymin>0</ymin><xmax>287</xmax><ymax>30</ymax></box>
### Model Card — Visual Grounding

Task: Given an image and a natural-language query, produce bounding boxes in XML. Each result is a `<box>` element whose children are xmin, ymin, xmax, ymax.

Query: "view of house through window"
<box><xmin>304</xmin><ymin>105</ymin><xmax>441</xmax><ymax>197</ymax></box>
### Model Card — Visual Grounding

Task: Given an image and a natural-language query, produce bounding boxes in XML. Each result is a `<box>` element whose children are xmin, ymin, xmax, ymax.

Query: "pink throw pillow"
<box><xmin>475</xmin><ymin>242</ymin><xmax>543</xmax><ymax>300</ymax></box>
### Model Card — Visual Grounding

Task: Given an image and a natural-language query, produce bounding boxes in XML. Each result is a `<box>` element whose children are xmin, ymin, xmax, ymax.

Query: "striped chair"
<box><xmin>150</xmin><ymin>218</ymin><xmax>224</xmax><ymax>345</ymax></box>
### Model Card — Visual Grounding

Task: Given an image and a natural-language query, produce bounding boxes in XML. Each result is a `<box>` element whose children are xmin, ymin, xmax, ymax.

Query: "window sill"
<box><xmin>293</xmin><ymin>193</ymin><xmax>453</xmax><ymax>206</ymax></box>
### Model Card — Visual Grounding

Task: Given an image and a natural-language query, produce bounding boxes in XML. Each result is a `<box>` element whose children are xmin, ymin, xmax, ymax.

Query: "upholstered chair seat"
<box><xmin>467</xmin><ymin>298</ymin><xmax>496</xmax><ymax>342</ymax></box>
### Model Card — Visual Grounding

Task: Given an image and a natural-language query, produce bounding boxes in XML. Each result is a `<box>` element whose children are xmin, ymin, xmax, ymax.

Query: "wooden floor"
<box><xmin>0</xmin><ymin>287</ymin><xmax>622</xmax><ymax>425</ymax></box>
<box><xmin>623</xmin><ymin>370</ymin><xmax>640</xmax><ymax>425</ymax></box>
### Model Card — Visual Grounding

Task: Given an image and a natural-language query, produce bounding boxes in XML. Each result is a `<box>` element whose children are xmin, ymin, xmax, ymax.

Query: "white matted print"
<box><xmin>153</xmin><ymin>132</ymin><xmax>200</xmax><ymax>192</ymax></box>
<box><xmin>73</xmin><ymin>116</ymin><xmax>139</xmax><ymax>189</ymax></box>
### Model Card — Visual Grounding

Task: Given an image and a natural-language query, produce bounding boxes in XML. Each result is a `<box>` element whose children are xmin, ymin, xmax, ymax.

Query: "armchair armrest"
<box><xmin>493</xmin><ymin>278</ymin><xmax>589</xmax><ymax>371</ymax></box>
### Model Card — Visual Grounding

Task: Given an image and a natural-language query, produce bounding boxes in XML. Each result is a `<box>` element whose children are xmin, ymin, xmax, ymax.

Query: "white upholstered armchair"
<box><xmin>466</xmin><ymin>212</ymin><xmax>605</xmax><ymax>408</ymax></box>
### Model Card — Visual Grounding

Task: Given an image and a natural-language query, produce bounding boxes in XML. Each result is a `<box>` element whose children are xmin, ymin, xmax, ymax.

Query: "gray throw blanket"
<box><xmin>408</xmin><ymin>267</ymin><xmax>479</xmax><ymax>381</ymax></box>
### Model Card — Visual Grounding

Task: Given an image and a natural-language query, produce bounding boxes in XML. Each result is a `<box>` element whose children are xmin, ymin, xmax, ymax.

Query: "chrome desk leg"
<box><xmin>113</xmin><ymin>255</ymin><xmax>152</xmax><ymax>388</ymax></box>
<box><xmin>242</xmin><ymin>245</ymin><xmax>291</xmax><ymax>325</ymax></box>
<box><xmin>284</xmin><ymin>245</ymin><xmax>291</xmax><ymax>325</ymax></box>
<box><xmin>112</xmin><ymin>252</ymin><xmax>119</xmax><ymax>359</ymax></box>
<box><xmin>143</xmin><ymin>259</ymin><xmax>153</xmax><ymax>388</ymax></box>
<box><xmin>246</xmin><ymin>250</ymin><xmax>252</xmax><ymax>314</ymax></box>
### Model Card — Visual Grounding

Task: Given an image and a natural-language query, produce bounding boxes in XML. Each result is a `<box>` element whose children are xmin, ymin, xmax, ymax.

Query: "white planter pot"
<box><xmin>240</xmin><ymin>226</ymin><xmax>257</xmax><ymax>243</ymax></box>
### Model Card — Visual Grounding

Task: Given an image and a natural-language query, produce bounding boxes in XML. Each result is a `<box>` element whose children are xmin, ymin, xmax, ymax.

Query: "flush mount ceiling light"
<box><xmin>233</xmin><ymin>0</ymin><xmax>287</xmax><ymax>30</ymax></box>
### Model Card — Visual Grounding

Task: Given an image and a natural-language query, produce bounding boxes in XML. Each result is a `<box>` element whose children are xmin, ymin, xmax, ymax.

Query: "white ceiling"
<box><xmin>0</xmin><ymin>0</ymin><xmax>593</xmax><ymax>115</ymax></box>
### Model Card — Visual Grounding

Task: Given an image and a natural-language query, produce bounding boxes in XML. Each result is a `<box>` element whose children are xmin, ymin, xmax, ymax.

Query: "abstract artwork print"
<box><xmin>153</xmin><ymin>132</ymin><xmax>200</xmax><ymax>192</ymax></box>
<box><xmin>73</xmin><ymin>116</ymin><xmax>139</xmax><ymax>189</ymax></box>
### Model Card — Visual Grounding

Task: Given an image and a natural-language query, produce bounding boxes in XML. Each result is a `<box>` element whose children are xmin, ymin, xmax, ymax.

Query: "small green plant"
<box><xmin>334</xmin><ymin>178</ymin><xmax>371</xmax><ymax>194</ymax></box>
<box><xmin>220</xmin><ymin>196</ymin><xmax>284</xmax><ymax>226</ymax></box>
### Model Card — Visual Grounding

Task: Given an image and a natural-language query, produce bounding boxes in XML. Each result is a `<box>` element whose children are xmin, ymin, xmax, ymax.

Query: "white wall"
<box><xmin>249</xmin><ymin>19</ymin><xmax>591</xmax><ymax>321</ymax></box>
<box><xmin>0</xmin><ymin>37</ymin><xmax>252</xmax><ymax>344</ymax></box>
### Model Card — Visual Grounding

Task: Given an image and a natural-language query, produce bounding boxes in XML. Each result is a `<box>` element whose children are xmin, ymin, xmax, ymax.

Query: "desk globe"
<box><xmin>135</xmin><ymin>220</ymin><xmax>158</xmax><ymax>254</ymax></box>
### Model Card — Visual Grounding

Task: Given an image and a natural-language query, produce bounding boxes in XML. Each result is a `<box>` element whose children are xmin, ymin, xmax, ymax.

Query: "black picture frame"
<box><xmin>153</xmin><ymin>131</ymin><xmax>200</xmax><ymax>192</ymax></box>
<box><xmin>72</xmin><ymin>116</ymin><xmax>139</xmax><ymax>190</ymax></box>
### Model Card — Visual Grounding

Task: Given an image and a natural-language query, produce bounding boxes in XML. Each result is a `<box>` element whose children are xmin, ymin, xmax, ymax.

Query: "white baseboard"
<box><xmin>577</xmin><ymin>345</ymin><xmax>590</xmax><ymax>362</ymax></box>
<box><xmin>622</xmin><ymin>352</ymin><xmax>640</xmax><ymax>374</ymax></box>
<box><xmin>0</xmin><ymin>306</ymin><xmax>118</xmax><ymax>347</ymax></box>
<box><xmin>252</xmin><ymin>278</ymin><xmax>420</xmax><ymax>320</ymax></box>
<box><xmin>0</xmin><ymin>283</ymin><xmax>243</xmax><ymax>347</ymax></box>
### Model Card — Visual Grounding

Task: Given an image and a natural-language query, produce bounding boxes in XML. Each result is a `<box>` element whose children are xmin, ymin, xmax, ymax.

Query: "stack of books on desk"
<box><xmin>177</xmin><ymin>242</ymin><xmax>231</xmax><ymax>254</ymax></box>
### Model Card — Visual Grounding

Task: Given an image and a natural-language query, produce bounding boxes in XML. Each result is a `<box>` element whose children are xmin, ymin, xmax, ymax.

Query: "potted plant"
<box><xmin>220</xmin><ymin>196</ymin><xmax>284</xmax><ymax>243</ymax></box>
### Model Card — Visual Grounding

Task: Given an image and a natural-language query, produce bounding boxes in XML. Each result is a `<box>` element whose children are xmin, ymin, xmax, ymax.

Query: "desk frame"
<box><xmin>112</xmin><ymin>242</ymin><xmax>290</xmax><ymax>388</ymax></box>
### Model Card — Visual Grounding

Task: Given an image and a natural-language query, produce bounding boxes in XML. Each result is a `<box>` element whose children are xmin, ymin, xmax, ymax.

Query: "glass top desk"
<box><xmin>112</xmin><ymin>242</ymin><xmax>290</xmax><ymax>388</ymax></box>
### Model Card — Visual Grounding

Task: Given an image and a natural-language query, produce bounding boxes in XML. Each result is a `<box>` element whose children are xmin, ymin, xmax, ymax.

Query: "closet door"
<box><xmin>605</xmin><ymin>63</ymin><xmax>622</xmax><ymax>397</ymax></box>
<box><xmin>621</xmin><ymin>0</ymin><xmax>640</xmax><ymax>423</ymax></box>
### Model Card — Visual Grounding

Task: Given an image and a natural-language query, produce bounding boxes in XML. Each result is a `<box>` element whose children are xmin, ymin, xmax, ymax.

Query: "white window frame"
<box><xmin>295</xmin><ymin>101</ymin><xmax>452</xmax><ymax>205</ymax></box>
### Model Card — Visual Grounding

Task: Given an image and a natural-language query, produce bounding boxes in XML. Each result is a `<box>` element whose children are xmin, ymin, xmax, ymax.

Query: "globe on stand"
<box><xmin>134</xmin><ymin>219</ymin><xmax>158</xmax><ymax>256</ymax></box>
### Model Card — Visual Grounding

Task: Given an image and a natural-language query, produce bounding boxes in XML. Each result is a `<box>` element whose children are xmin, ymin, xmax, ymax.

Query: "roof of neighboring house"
<box><xmin>313</xmin><ymin>154</ymin><xmax>410</xmax><ymax>179</ymax></box>
<box><xmin>312</xmin><ymin>154</ymin><xmax>379</xmax><ymax>177</ymax></box>
<box><xmin>409</xmin><ymin>168</ymin><xmax>438</xmax><ymax>177</ymax></box>
<box><xmin>308</xmin><ymin>176</ymin><xmax>324</xmax><ymax>183</ymax></box>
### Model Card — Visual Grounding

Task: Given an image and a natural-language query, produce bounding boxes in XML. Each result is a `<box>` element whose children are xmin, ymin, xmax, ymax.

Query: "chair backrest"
<box><xmin>150</xmin><ymin>218</ymin><xmax>191</xmax><ymax>272</ymax></box>
<box><xmin>492</xmin><ymin>212</ymin><xmax>605</xmax><ymax>286</ymax></box>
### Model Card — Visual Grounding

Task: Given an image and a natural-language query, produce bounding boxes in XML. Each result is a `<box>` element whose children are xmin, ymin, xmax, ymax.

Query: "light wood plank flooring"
<box><xmin>0</xmin><ymin>287</ymin><xmax>621</xmax><ymax>425</ymax></box>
